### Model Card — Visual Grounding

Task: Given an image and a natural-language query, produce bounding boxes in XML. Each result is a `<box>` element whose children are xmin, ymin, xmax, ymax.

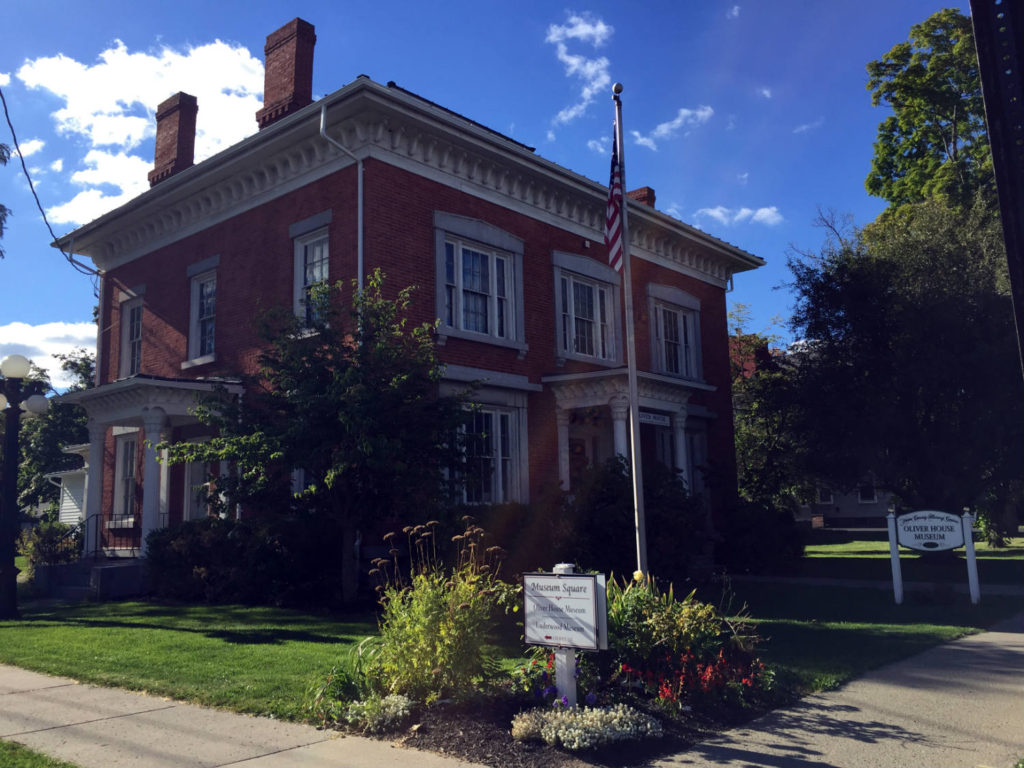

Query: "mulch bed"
<box><xmin>380</xmin><ymin>696</ymin><xmax>756</xmax><ymax>768</ymax></box>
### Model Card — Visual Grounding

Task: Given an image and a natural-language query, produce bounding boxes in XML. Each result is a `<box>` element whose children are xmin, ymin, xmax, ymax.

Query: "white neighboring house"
<box><xmin>45</xmin><ymin>444</ymin><xmax>91</xmax><ymax>526</ymax></box>
<box><xmin>799</xmin><ymin>480</ymin><xmax>892</xmax><ymax>527</ymax></box>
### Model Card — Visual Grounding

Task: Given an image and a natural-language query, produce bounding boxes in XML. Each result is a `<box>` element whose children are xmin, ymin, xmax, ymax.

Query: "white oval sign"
<box><xmin>896</xmin><ymin>510</ymin><xmax>965</xmax><ymax>552</ymax></box>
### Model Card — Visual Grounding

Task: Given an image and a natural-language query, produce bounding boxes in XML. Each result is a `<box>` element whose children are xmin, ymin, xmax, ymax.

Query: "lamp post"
<box><xmin>0</xmin><ymin>354</ymin><xmax>49</xmax><ymax>620</ymax></box>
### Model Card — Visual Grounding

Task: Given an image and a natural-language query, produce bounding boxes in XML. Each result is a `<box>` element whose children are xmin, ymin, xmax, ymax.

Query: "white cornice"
<box><xmin>55</xmin><ymin>79</ymin><xmax>764</xmax><ymax>284</ymax></box>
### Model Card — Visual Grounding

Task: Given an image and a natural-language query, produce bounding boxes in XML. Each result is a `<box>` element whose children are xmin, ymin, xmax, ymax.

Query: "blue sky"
<box><xmin>1</xmin><ymin>0</ymin><xmax>967</xmax><ymax>386</ymax></box>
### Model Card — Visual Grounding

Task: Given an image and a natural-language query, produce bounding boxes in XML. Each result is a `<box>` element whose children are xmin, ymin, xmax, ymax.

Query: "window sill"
<box><xmin>106</xmin><ymin>516</ymin><xmax>136</xmax><ymax>529</ymax></box>
<box><xmin>181</xmin><ymin>354</ymin><xmax>216</xmax><ymax>370</ymax></box>
<box><xmin>437</xmin><ymin>328</ymin><xmax>528</xmax><ymax>360</ymax></box>
<box><xmin>555</xmin><ymin>353</ymin><xmax>621</xmax><ymax>368</ymax></box>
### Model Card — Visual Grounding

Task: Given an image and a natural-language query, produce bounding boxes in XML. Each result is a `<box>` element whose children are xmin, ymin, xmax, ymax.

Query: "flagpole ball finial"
<box><xmin>613</xmin><ymin>82</ymin><xmax>623</xmax><ymax>95</ymax></box>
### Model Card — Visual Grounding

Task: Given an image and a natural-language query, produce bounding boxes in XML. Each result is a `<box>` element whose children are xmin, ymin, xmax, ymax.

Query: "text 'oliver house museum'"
<box><xmin>56</xmin><ymin>19</ymin><xmax>764</xmax><ymax>555</ymax></box>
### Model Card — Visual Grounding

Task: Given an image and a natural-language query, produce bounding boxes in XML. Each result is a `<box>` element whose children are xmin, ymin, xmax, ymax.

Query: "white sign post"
<box><xmin>887</xmin><ymin>510</ymin><xmax>981</xmax><ymax>605</ymax></box>
<box><xmin>523</xmin><ymin>564</ymin><xmax>608</xmax><ymax>707</ymax></box>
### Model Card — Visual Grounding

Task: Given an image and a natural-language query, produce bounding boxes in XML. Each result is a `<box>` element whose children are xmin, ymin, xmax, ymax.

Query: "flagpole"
<box><xmin>612</xmin><ymin>83</ymin><xmax>648</xmax><ymax>575</ymax></box>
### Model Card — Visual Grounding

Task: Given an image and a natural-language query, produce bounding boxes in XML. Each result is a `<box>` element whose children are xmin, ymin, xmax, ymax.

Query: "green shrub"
<box><xmin>19</xmin><ymin>519</ymin><xmax>80</xmax><ymax>574</ymax></box>
<box><xmin>604</xmin><ymin>573</ymin><xmax>768</xmax><ymax>712</ymax></box>
<box><xmin>363</xmin><ymin>519</ymin><xmax>520</xmax><ymax>704</ymax></box>
<box><xmin>342</xmin><ymin>694</ymin><xmax>413</xmax><ymax>734</ymax></box>
<box><xmin>511</xmin><ymin>703</ymin><xmax>663</xmax><ymax>751</ymax></box>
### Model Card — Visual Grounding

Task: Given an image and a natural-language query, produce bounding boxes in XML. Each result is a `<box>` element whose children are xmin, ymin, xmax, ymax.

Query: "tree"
<box><xmin>163</xmin><ymin>270</ymin><xmax>470</xmax><ymax>604</ymax></box>
<box><xmin>15</xmin><ymin>350</ymin><xmax>94</xmax><ymax>511</ymax></box>
<box><xmin>787</xmin><ymin>199</ymin><xmax>1021</xmax><ymax>529</ymax></box>
<box><xmin>865</xmin><ymin>9</ymin><xmax>992</xmax><ymax>209</ymax></box>
<box><xmin>728</xmin><ymin>306</ymin><xmax>810</xmax><ymax>513</ymax></box>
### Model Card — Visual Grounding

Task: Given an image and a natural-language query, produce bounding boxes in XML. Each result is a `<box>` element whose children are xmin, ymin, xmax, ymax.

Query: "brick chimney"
<box><xmin>627</xmin><ymin>186</ymin><xmax>656</xmax><ymax>208</ymax></box>
<box><xmin>256</xmin><ymin>18</ymin><xmax>317</xmax><ymax>130</ymax></box>
<box><xmin>148</xmin><ymin>92</ymin><xmax>198</xmax><ymax>187</ymax></box>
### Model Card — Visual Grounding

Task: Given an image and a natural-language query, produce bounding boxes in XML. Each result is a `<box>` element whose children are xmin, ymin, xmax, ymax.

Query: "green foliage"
<box><xmin>340</xmin><ymin>693</ymin><xmax>413</xmax><ymax>734</ymax></box>
<box><xmin>511</xmin><ymin>703</ymin><xmax>663</xmax><ymax>752</ymax></box>
<box><xmin>603</xmin><ymin>573</ymin><xmax>769</xmax><ymax>713</ymax></box>
<box><xmin>160</xmin><ymin>271</ymin><xmax>469</xmax><ymax>603</ymax></box>
<box><xmin>562</xmin><ymin>458</ymin><xmax>709</xmax><ymax>582</ymax></box>
<box><xmin>787</xmin><ymin>199</ymin><xmax>1021</xmax><ymax>518</ymax></box>
<box><xmin>865</xmin><ymin>9</ymin><xmax>991</xmax><ymax>208</ymax></box>
<box><xmin>362</xmin><ymin>521</ymin><xmax>519</xmax><ymax>704</ymax></box>
<box><xmin>715</xmin><ymin>501</ymin><xmax>804</xmax><ymax>575</ymax></box>
<box><xmin>5</xmin><ymin>350</ymin><xmax>93</xmax><ymax>511</ymax></box>
<box><xmin>18</xmin><ymin>518</ymin><xmax>80</xmax><ymax>574</ymax></box>
<box><xmin>0</xmin><ymin>740</ymin><xmax>81</xmax><ymax>768</ymax></box>
<box><xmin>144</xmin><ymin>517</ymin><xmax>290</xmax><ymax>605</ymax></box>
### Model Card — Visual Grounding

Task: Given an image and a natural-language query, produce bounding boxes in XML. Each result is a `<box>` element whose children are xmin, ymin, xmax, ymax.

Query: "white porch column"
<box><xmin>556</xmin><ymin>407</ymin><xmax>571</xmax><ymax>490</ymax></box>
<box><xmin>609</xmin><ymin>394</ymin><xmax>630</xmax><ymax>458</ymax></box>
<box><xmin>140</xmin><ymin>407</ymin><xmax>167</xmax><ymax>555</ymax></box>
<box><xmin>83</xmin><ymin>419</ymin><xmax>106</xmax><ymax>558</ymax></box>
<box><xmin>673</xmin><ymin>405</ymin><xmax>691</xmax><ymax>489</ymax></box>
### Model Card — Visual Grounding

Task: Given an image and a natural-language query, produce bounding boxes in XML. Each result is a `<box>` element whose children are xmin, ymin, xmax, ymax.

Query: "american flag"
<box><xmin>605</xmin><ymin>134</ymin><xmax>624</xmax><ymax>273</ymax></box>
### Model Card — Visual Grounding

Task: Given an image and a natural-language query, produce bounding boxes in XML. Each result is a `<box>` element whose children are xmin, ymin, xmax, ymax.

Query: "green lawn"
<box><xmin>0</xmin><ymin>602</ymin><xmax>375</xmax><ymax>721</ymax></box>
<box><xmin>797</xmin><ymin>532</ymin><xmax>1024</xmax><ymax>583</ymax></box>
<box><xmin>0</xmin><ymin>741</ymin><xmax>80</xmax><ymax>768</ymax></box>
<box><xmin>714</xmin><ymin>579</ymin><xmax>1022</xmax><ymax>692</ymax></box>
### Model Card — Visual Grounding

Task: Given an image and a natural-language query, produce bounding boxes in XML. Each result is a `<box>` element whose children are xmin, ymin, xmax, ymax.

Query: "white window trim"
<box><xmin>816</xmin><ymin>487</ymin><xmax>834</xmax><ymax>505</ymax></box>
<box><xmin>647</xmin><ymin>284</ymin><xmax>702</xmax><ymax>380</ymax></box>
<box><xmin>434</xmin><ymin>212</ymin><xmax>527</xmax><ymax>357</ymax></box>
<box><xmin>858</xmin><ymin>484</ymin><xmax>878</xmax><ymax>504</ymax></box>
<box><xmin>184</xmin><ymin>269</ymin><xmax>217</xmax><ymax>367</ymax></box>
<box><xmin>119</xmin><ymin>296</ymin><xmax>144</xmax><ymax>379</ymax></box>
<box><xmin>293</xmin><ymin>227</ymin><xmax>330</xmax><ymax>323</ymax></box>
<box><xmin>552</xmin><ymin>250</ymin><xmax>621</xmax><ymax>367</ymax></box>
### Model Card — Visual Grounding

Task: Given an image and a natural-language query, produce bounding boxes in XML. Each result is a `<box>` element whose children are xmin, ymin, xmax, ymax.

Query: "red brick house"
<box><xmin>57</xmin><ymin>19</ymin><xmax>763</xmax><ymax>557</ymax></box>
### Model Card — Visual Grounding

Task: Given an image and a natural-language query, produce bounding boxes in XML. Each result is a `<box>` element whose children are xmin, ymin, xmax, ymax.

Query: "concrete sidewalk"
<box><xmin>652</xmin><ymin>611</ymin><xmax>1024</xmax><ymax>768</ymax></box>
<box><xmin>0</xmin><ymin>665</ymin><xmax>484</xmax><ymax>768</ymax></box>
<box><xmin>2</xmin><ymin>614</ymin><xmax>1023</xmax><ymax>768</ymax></box>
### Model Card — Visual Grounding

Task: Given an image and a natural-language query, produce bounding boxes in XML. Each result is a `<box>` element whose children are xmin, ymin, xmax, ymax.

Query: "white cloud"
<box><xmin>0</xmin><ymin>321</ymin><xmax>96</xmax><ymax>391</ymax></box>
<box><xmin>546</xmin><ymin>14</ymin><xmax>614</xmax><ymax>47</ymax></box>
<box><xmin>694</xmin><ymin>205</ymin><xmax>783</xmax><ymax>226</ymax></box>
<box><xmin>50</xmin><ymin>158</ymin><xmax>63</xmax><ymax>172</ymax></box>
<box><xmin>737</xmin><ymin>172</ymin><xmax>749</xmax><ymax>185</ymax></box>
<box><xmin>19</xmin><ymin>139</ymin><xmax>45</xmax><ymax>157</ymax></box>
<box><xmin>546</xmin><ymin>129</ymin><xmax>556</xmax><ymax>142</ymax></box>
<box><xmin>793</xmin><ymin>117</ymin><xmax>825</xmax><ymax>134</ymax></box>
<box><xmin>546</xmin><ymin>13</ymin><xmax>613</xmax><ymax>127</ymax></box>
<box><xmin>631</xmin><ymin>105</ymin><xmax>713</xmax><ymax>151</ymax></box>
<box><xmin>758</xmin><ymin>87</ymin><xmax>772</xmax><ymax>99</ymax></box>
<box><xmin>17</xmin><ymin>38</ymin><xmax>263</xmax><ymax>226</ymax></box>
<box><xmin>727</xmin><ymin>5</ymin><xmax>741</xmax><ymax>19</ymax></box>
<box><xmin>46</xmin><ymin>150</ymin><xmax>151</xmax><ymax>226</ymax></box>
<box><xmin>587</xmin><ymin>136</ymin><xmax>610</xmax><ymax>154</ymax></box>
<box><xmin>0</xmin><ymin>72</ymin><xmax>9</xmax><ymax>87</ymax></box>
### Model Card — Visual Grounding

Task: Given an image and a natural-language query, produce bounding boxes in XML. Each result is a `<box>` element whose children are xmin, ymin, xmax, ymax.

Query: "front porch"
<box><xmin>60</xmin><ymin>375</ymin><xmax>244</xmax><ymax>557</ymax></box>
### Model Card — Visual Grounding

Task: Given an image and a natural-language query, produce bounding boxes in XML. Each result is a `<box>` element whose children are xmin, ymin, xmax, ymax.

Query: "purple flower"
<box><xmin>543</xmin><ymin>685</ymin><xmax>558</xmax><ymax>698</ymax></box>
<box><xmin>561</xmin><ymin>695</ymin><xmax>569</xmax><ymax>707</ymax></box>
<box><xmin>541</xmin><ymin>671</ymin><xmax>548</xmax><ymax>683</ymax></box>
<box><xmin>585</xmin><ymin>691</ymin><xmax>597</xmax><ymax>706</ymax></box>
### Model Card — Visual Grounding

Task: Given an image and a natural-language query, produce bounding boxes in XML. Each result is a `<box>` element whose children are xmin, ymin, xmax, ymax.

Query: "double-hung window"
<box><xmin>295</xmin><ymin>229</ymin><xmax>329</xmax><ymax>325</ymax></box>
<box><xmin>647</xmin><ymin>284</ymin><xmax>702</xmax><ymax>380</ymax></box>
<box><xmin>120</xmin><ymin>295</ymin><xmax>144</xmax><ymax>378</ymax></box>
<box><xmin>444</xmin><ymin>240</ymin><xmax>512</xmax><ymax>340</ymax></box>
<box><xmin>464</xmin><ymin>407</ymin><xmax>515</xmax><ymax>505</ymax></box>
<box><xmin>552</xmin><ymin>250</ymin><xmax>621</xmax><ymax>366</ymax></box>
<box><xmin>113</xmin><ymin>433</ymin><xmax>138</xmax><ymax>519</ymax></box>
<box><xmin>434</xmin><ymin>212</ymin><xmax>526</xmax><ymax>355</ymax></box>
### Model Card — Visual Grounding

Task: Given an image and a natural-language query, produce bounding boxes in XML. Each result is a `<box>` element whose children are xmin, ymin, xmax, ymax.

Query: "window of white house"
<box><xmin>858</xmin><ymin>483</ymin><xmax>877</xmax><ymax>504</ymax></box>
<box><xmin>187</xmin><ymin>271</ymin><xmax>216</xmax><ymax>362</ymax></box>
<box><xmin>464</xmin><ymin>407</ymin><xmax>516</xmax><ymax>505</ymax></box>
<box><xmin>647</xmin><ymin>284</ymin><xmax>702</xmax><ymax>379</ymax></box>
<box><xmin>434</xmin><ymin>212</ymin><xmax>526</xmax><ymax>355</ymax></box>
<box><xmin>294</xmin><ymin>229</ymin><xmax>329</xmax><ymax>325</ymax></box>
<box><xmin>120</xmin><ymin>297</ymin><xmax>143</xmax><ymax>378</ymax></box>
<box><xmin>552</xmin><ymin>250</ymin><xmax>621</xmax><ymax>366</ymax></box>
<box><xmin>817</xmin><ymin>487</ymin><xmax>834</xmax><ymax>505</ymax></box>
<box><xmin>114</xmin><ymin>433</ymin><xmax>138</xmax><ymax>519</ymax></box>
